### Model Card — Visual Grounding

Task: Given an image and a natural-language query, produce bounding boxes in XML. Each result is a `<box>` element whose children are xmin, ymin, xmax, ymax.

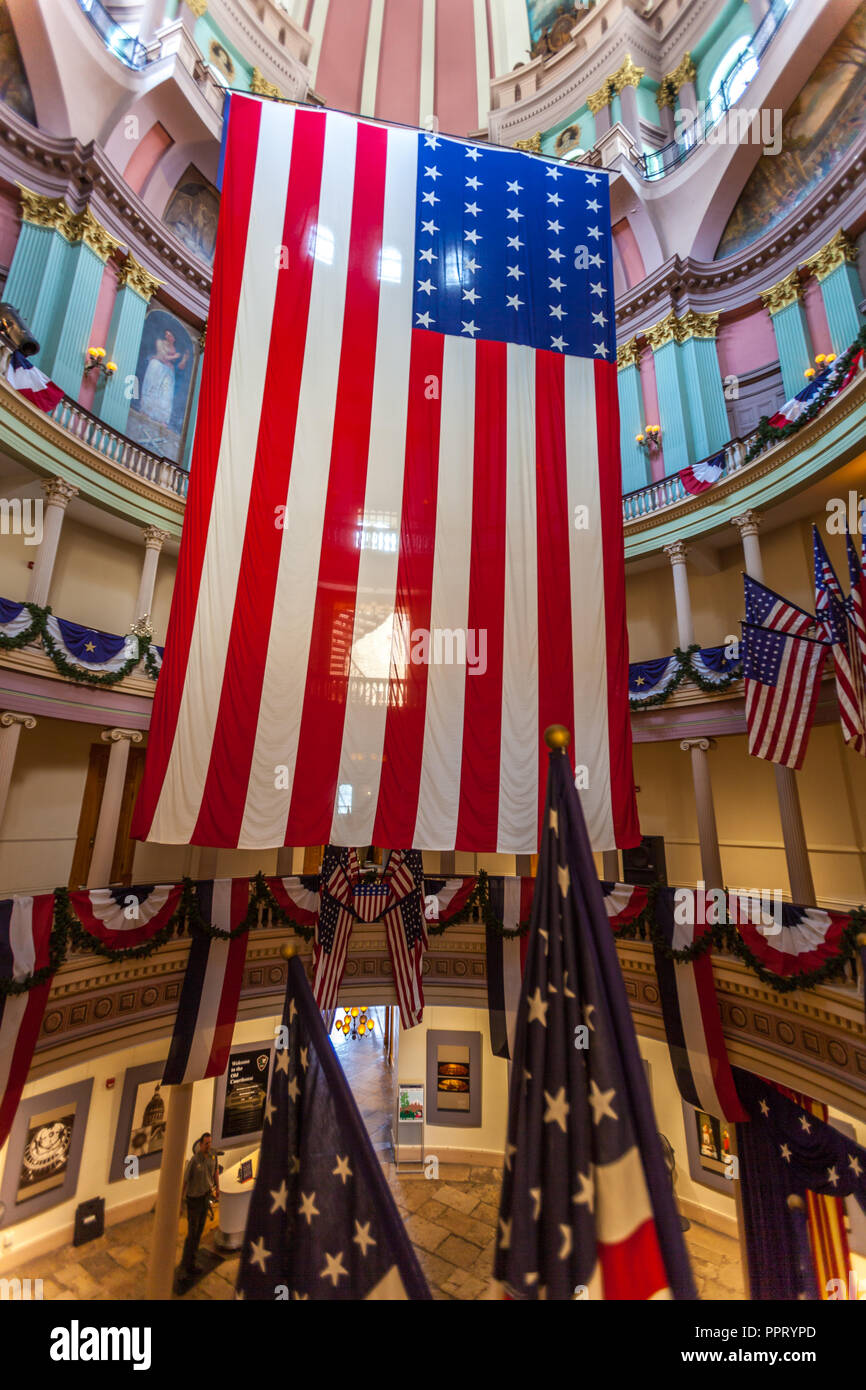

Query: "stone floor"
<box><xmin>5</xmin><ymin>1013</ymin><xmax>745</xmax><ymax>1301</ymax></box>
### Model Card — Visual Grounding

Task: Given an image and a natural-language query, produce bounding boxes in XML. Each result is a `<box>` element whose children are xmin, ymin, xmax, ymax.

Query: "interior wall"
<box><xmin>0</xmin><ymin>716</ymin><xmax>98</xmax><ymax>896</ymax></box>
<box><xmin>396</xmin><ymin>1004</ymin><xmax>509</xmax><ymax>1160</ymax></box>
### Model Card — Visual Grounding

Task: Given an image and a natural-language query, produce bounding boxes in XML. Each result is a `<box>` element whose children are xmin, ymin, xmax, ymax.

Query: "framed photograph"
<box><xmin>425</xmin><ymin>1030</ymin><xmax>482</xmax><ymax>1128</ymax></box>
<box><xmin>682</xmin><ymin>1099</ymin><xmax>737</xmax><ymax>1196</ymax></box>
<box><xmin>108</xmin><ymin>1062</ymin><xmax>167</xmax><ymax>1184</ymax></box>
<box><xmin>125</xmin><ymin>304</ymin><xmax>200</xmax><ymax>463</ymax></box>
<box><xmin>398</xmin><ymin>1084</ymin><xmax>424</xmax><ymax>1123</ymax></box>
<box><xmin>0</xmin><ymin>1079</ymin><xmax>92</xmax><ymax>1227</ymax></box>
<box><xmin>212</xmin><ymin>1040</ymin><xmax>273</xmax><ymax>1150</ymax></box>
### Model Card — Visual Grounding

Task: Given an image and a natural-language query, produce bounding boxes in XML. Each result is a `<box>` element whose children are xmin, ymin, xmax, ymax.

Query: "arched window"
<box><xmin>708</xmin><ymin>35</ymin><xmax>758</xmax><ymax>112</ymax></box>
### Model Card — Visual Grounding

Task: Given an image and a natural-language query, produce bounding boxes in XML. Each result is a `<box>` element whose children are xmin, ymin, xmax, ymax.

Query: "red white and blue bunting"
<box><xmin>0</xmin><ymin>894</ymin><xmax>55</xmax><ymax>1148</ymax></box>
<box><xmin>67</xmin><ymin>883</ymin><xmax>183</xmax><ymax>951</ymax></box>
<box><xmin>679</xmin><ymin>449</ymin><xmax>725</xmax><ymax>496</ymax></box>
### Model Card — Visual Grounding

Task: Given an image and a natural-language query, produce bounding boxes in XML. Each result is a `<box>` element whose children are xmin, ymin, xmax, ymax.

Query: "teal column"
<box><xmin>649</xmin><ymin>321</ymin><xmax>693</xmax><ymax>475</ymax></box>
<box><xmin>762</xmin><ymin>275</ymin><xmax>812</xmax><ymax>399</ymax></box>
<box><xmin>43</xmin><ymin>239</ymin><xmax>110</xmax><ymax>399</ymax></box>
<box><xmin>181</xmin><ymin>327</ymin><xmax>206</xmax><ymax>472</ymax></box>
<box><xmin>680</xmin><ymin>325</ymin><xmax>730</xmax><ymax>460</ymax></box>
<box><xmin>818</xmin><ymin>263</ymin><xmax>863</xmax><ymax>354</ymax></box>
<box><xmin>617</xmin><ymin>350</ymin><xmax>649</xmax><ymax>492</ymax></box>
<box><xmin>100</xmin><ymin>259</ymin><xmax>160</xmax><ymax>433</ymax></box>
<box><xmin>2</xmin><ymin>212</ymin><xmax>71</xmax><ymax>366</ymax></box>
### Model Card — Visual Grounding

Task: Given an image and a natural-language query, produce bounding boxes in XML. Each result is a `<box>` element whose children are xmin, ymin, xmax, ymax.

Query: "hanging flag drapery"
<box><xmin>5</xmin><ymin>349</ymin><xmax>62</xmax><ymax>413</ymax></box>
<box><xmin>43</xmin><ymin>615</ymin><xmax>139</xmax><ymax>676</ymax></box>
<box><xmin>772</xmin><ymin>1083</ymin><xmax>852</xmax><ymax>1301</ymax></box>
<box><xmin>735</xmin><ymin>901</ymin><xmax>853</xmax><ymax>982</ymax></box>
<box><xmin>162</xmin><ymin>879</ymin><xmax>251</xmax><ymax>1085</ymax></box>
<box><xmin>131</xmin><ymin>94</ymin><xmax>639</xmax><ymax>857</ymax></box>
<box><xmin>493</xmin><ymin>736</ymin><xmax>695</xmax><ymax>1300</ymax></box>
<box><xmin>67</xmin><ymin>884</ymin><xmax>182</xmax><ymax>951</ymax></box>
<box><xmin>485</xmin><ymin>876</ymin><xmax>534</xmax><ymax>1059</ymax></box>
<box><xmin>264</xmin><ymin>876</ymin><xmax>320</xmax><ymax>930</ymax></box>
<box><xmin>311</xmin><ymin>846</ymin><xmax>361</xmax><ymax>1013</ymax></box>
<box><xmin>679</xmin><ymin>449</ymin><xmax>725</xmax><ymax>496</ymax></box>
<box><xmin>600</xmin><ymin>879</ymin><xmax>648</xmax><ymax>927</ymax></box>
<box><xmin>380</xmin><ymin>848</ymin><xmax>426</xmax><ymax>1029</ymax></box>
<box><xmin>653</xmin><ymin>888</ymin><xmax>747</xmax><ymax>1124</ymax></box>
<box><xmin>0</xmin><ymin>894</ymin><xmax>55</xmax><ymax>1148</ymax></box>
<box><xmin>236</xmin><ymin>952</ymin><xmax>431</xmax><ymax>1300</ymax></box>
<box><xmin>814</xmin><ymin>526</ymin><xmax>864</xmax><ymax>754</ymax></box>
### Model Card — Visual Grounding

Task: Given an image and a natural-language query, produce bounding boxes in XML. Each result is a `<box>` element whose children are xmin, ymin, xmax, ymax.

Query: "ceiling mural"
<box><xmin>163</xmin><ymin>165</ymin><xmax>220</xmax><ymax>265</ymax></box>
<box><xmin>716</xmin><ymin>5</ymin><xmax>866</xmax><ymax>259</ymax></box>
<box><xmin>526</xmin><ymin>2</ymin><xmax>592</xmax><ymax>55</ymax></box>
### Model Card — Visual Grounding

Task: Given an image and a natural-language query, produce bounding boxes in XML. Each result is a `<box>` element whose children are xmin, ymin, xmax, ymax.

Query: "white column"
<box><xmin>87</xmin><ymin>728</ymin><xmax>143</xmax><ymax>889</ymax></box>
<box><xmin>134</xmin><ymin>526</ymin><xmax>169</xmax><ymax>626</ymax></box>
<box><xmin>663</xmin><ymin>541</ymin><xmax>695</xmax><ymax>648</ymax></box>
<box><xmin>0</xmin><ymin>712</ymin><xmax>36</xmax><ymax>832</ymax></box>
<box><xmin>146</xmin><ymin>1081</ymin><xmax>194</xmax><ymax>1300</ymax></box>
<box><xmin>731</xmin><ymin>510</ymin><xmax>817</xmax><ymax>905</ymax></box>
<box><xmin>680</xmin><ymin>738</ymin><xmax>724</xmax><ymax>890</ymax></box>
<box><xmin>26</xmin><ymin>477</ymin><xmax>78</xmax><ymax>607</ymax></box>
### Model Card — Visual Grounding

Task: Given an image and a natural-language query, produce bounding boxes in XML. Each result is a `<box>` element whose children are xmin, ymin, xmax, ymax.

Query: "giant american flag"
<box><xmin>131</xmin><ymin>94</ymin><xmax>638</xmax><ymax>856</ymax></box>
<box><xmin>493</xmin><ymin>739</ymin><xmax>695</xmax><ymax>1300</ymax></box>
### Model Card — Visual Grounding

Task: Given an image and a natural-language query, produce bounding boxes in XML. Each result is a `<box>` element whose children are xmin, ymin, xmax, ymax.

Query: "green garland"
<box><xmin>56</xmin><ymin>882</ymin><xmax>189</xmax><ymax>961</ymax></box>
<box><xmin>745</xmin><ymin>328</ymin><xmax>866</xmax><ymax>465</ymax></box>
<box><xmin>143</xmin><ymin>646</ymin><xmax>162</xmax><ymax>681</ymax></box>
<box><xmin>0</xmin><ymin>911</ymin><xmax>68</xmax><ymax>996</ymax></box>
<box><xmin>0</xmin><ymin>600</ymin><xmax>154</xmax><ymax>687</ymax></box>
<box><xmin>628</xmin><ymin>645</ymin><xmax>743</xmax><ymax>711</ymax></box>
<box><xmin>0</xmin><ymin>601</ymin><xmax>45</xmax><ymax>651</ymax></box>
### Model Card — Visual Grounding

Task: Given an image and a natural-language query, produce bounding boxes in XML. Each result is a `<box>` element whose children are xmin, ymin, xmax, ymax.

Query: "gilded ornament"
<box><xmin>586</xmin><ymin>81</ymin><xmax>613</xmax><ymax>115</ymax></box>
<box><xmin>611</xmin><ymin>54</ymin><xmax>645</xmax><ymax>94</ymax></box>
<box><xmin>513</xmin><ymin>132</ymin><xmax>543</xmax><ymax>154</ymax></box>
<box><xmin>760</xmin><ymin>271</ymin><xmax>803</xmax><ymax>316</ymax></box>
<box><xmin>250</xmin><ymin>68</ymin><xmax>282</xmax><ymax>99</ymax></box>
<box><xmin>677</xmin><ymin>310</ymin><xmax>719</xmax><ymax>342</ymax></box>
<box><xmin>802</xmin><ymin>229</ymin><xmax>858</xmax><ymax>283</ymax></box>
<box><xmin>186</xmin><ymin>0</ymin><xmax>207</xmax><ymax>15</ymax></box>
<box><xmin>64</xmin><ymin>206</ymin><xmax>124</xmax><ymax>262</ymax></box>
<box><xmin>669</xmin><ymin>52</ymin><xmax>696</xmax><ymax>94</ymax></box>
<box><xmin>646</xmin><ymin>311</ymin><xmax>681</xmax><ymax>350</ymax></box>
<box><xmin>617</xmin><ymin>337</ymin><xmax>641</xmax><ymax>370</ymax></box>
<box><xmin>16</xmin><ymin>185</ymin><xmax>69</xmax><ymax>234</ymax></box>
<box><xmin>655</xmin><ymin>77</ymin><xmax>675</xmax><ymax>111</ymax></box>
<box><xmin>117</xmin><ymin>252</ymin><xmax>162</xmax><ymax>302</ymax></box>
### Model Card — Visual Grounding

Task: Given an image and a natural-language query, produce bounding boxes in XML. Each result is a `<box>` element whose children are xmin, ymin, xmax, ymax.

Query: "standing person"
<box><xmin>180</xmin><ymin>1132</ymin><xmax>219</xmax><ymax>1278</ymax></box>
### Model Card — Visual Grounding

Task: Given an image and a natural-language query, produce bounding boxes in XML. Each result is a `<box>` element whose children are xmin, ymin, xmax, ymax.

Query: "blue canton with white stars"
<box><xmin>742</xmin><ymin>623</ymin><xmax>791</xmax><ymax>686</ymax></box>
<box><xmin>412</xmin><ymin>133</ymin><xmax>615</xmax><ymax>362</ymax></box>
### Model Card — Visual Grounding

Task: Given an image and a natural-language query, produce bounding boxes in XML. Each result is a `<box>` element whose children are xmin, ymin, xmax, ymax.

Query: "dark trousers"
<box><xmin>181</xmin><ymin>1194</ymin><xmax>210</xmax><ymax>1274</ymax></box>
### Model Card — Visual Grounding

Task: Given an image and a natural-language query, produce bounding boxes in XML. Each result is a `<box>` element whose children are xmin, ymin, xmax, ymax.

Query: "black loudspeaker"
<box><xmin>621</xmin><ymin>835</ymin><xmax>667</xmax><ymax>887</ymax></box>
<box><xmin>73</xmin><ymin>1196</ymin><xmax>104</xmax><ymax>1247</ymax></box>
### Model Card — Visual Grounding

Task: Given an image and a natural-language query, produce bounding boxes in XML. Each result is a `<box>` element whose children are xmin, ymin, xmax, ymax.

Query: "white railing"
<box><xmin>50</xmin><ymin>396</ymin><xmax>189</xmax><ymax>498</ymax></box>
<box><xmin>622</xmin><ymin>434</ymin><xmax>755</xmax><ymax>524</ymax></box>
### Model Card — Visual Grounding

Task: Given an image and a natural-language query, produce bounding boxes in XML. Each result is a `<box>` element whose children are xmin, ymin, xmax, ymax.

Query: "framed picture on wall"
<box><xmin>0</xmin><ymin>1078</ymin><xmax>93</xmax><ymax>1227</ymax></box>
<box><xmin>425</xmin><ymin>1030</ymin><xmax>482</xmax><ymax>1128</ymax></box>
<box><xmin>125</xmin><ymin>304</ymin><xmax>200</xmax><ymax>464</ymax></box>
<box><xmin>108</xmin><ymin>1062</ymin><xmax>167</xmax><ymax>1184</ymax></box>
<box><xmin>682</xmin><ymin>1099</ymin><xmax>737</xmax><ymax>1196</ymax></box>
<box><xmin>211</xmin><ymin>1040</ymin><xmax>274</xmax><ymax>1151</ymax></box>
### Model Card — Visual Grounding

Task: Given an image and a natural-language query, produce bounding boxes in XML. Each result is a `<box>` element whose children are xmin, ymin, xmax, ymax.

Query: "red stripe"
<box><xmin>455</xmin><ymin>339</ymin><xmax>507</xmax><ymax>848</ymax></box>
<box><xmin>372</xmin><ymin>329</ymin><xmax>445</xmax><ymax>847</ymax></box>
<box><xmin>737</xmin><ymin>910</ymin><xmax>848</xmax><ymax>976</ymax></box>
<box><xmin>68</xmin><ymin>887</ymin><xmax>181</xmax><ymax>948</ymax></box>
<box><xmin>286</xmin><ymin>121</ymin><xmax>389</xmax><ymax>845</ymax></box>
<box><xmin>0</xmin><ymin>979</ymin><xmax>53</xmax><ymax>1148</ymax></box>
<box><xmin>205</xmin><ymin>880</ymin><xmax>251</xmax><ymax>1077</ymax></box>
<box><xmin>595</xmin><ymin>360</ymin><xmax>640</xmax><ymax>848</ymax></box>
<box><xmin>132</xmin><ymin>95</ymin><xmax>262</xmax><ymax>840</ymax></box>
<box><xmin>789</xmin><ymin>644</ymin><xmax>827</xmax><ymax>770</ymax></box>
<box><xmin>598</xmin><ymin>1215</ymin><xmax>669</xmax><ymax>1300</ymax></box>
<box><xmin>265</xmin><ymin>878</ymin><xmax>319</xmax><ymax>925</ymax></box>
<box><xmin>692</xmin><ymin>952</ymin><xmax>748</xmax><ymax>1121</ymax></box>
<box><xmin>776</xmin><ymin>641</ymin><xmax>810</xmax><ymax>766</ymax></box>
<box><xmin>535</xmin><ymin>351</ymin><xmax>575</xmax><ymax>835</ymax></box>
<box><xmin>192</xmin><ymin>109</ymin><xmax>327</xmax><ymax>844</ymax></box>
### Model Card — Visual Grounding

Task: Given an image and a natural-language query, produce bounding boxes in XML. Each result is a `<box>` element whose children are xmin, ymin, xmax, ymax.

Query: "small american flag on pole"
<box><xmin>814</xmin><ymin>527</ymin><xmax>864</xmax><ymax>755</ymax></box>
<box><xmin>380</xmin><ymin>849</ymin><xmax>426</xmax><ymax>1029</ymax></box>
<box><xmin>741</xmin><ymin>622</ymin><xmax>827</xmax><ymax>769</ymax></box>
<box><xmin>311</xmin><ymin>846</ymin><xmax>360</xmax><ymax>1012</ymax></box>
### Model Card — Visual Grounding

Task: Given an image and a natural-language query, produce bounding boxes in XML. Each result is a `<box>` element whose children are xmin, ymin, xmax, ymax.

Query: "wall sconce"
<box><xmin>84</xmin><ymin>347</ymin><xmax>117</xmax><ymax>382</ymax></box>
<box><xmin>636</xmin><ymin>424</ymin><xmax>662</xmax><ymax>455</ymax></box>
<box><xmin>804</xmin><ymin>353</ymin><xmax>836</xmax><ymax>380</ymax></box>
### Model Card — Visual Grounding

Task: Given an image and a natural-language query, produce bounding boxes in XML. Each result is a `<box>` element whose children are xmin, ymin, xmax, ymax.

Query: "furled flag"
<box><xmin>236</xmin><ymin>952</ymin><xmax>431</xmax><ymax>1300</ymax></box>
<box><xmin>486</xmin><ymin>876</ymin><xmax>534</xmax><ymax>1059</ymax></box>
<box><xmin>743</xmin><ymin>573</ymin><xmax>816</xmax><ymax>636</ymax></box>
<box><xmin>0</xmin><ymin>894</ymin><xmax>55</xmax><ymax>1148</ymax></box>
<box><xmin>380</xmin><ymin>848</ymin><xmax>426</xmax><ymax>1029</ymax></box>
<box><xmin>493</xmin><ymin>735</ymin><xmax>695</xmax><ymax>1300</ymax></box>
<box><xmin>5</xmin><ymin>349</ymin><xmax>62</xmax><ymax>413</ymax></box>
<box><xmin>653</xmin><ymin>888</ymin><xmax>747</xmax><ymax>1124</ymax></box>
<box><xmin>311</xmin><ymin>846</ymin><xmax>360</xmax><ymax>1012</ymax></box>
<box><xmin>679</xmin><ymin>449</ymin><xmax>725</xmax><ymax>496</ymax></box>
<box><xmin>814</xmin><ymin>527</ymin><xmax>864</xmax><ymax>754</ymax></box>
<box><xmin>67</xmin><ymin>883</ymin><xmax>182</xmax><ymax>950</ymax></box>
<box><xmin>162</xmin><ymin>879</ymin><xmax>250</xmax><ymax>1085</ymax></box>
<box><xmin>771</xmin><ymin>1082</ymin><xmax>851</xmax><ymax>1301</ymax></box>
<box><xmin>132</xmin><ymin>94</ymin><xmax>639</xmax><ymax>858</ymax></box>
<box><xmin>845</xmin><ymin>522</ymin><xmax>866</xmax><ymax>734</ymax></box>
<box><xmin>741</xmin><ymin>622</ymin><xmax>827</xmax><ymax>769</ymax></box>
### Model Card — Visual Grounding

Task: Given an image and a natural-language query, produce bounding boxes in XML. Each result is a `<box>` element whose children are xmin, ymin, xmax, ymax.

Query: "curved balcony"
<box><xmin>75</xmin><ymin>0</ymin><xmax>150</xmax><ymax>70</ymax></box>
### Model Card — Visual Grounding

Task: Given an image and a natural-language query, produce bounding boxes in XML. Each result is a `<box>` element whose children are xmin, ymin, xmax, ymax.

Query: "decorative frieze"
<box><xmin>802</xmin><ymin>229</ymin><xmax>858</xmax><ymax>283</ymax></box>
<box><xmin>117</xmin><ymin>251</ymin><xmax>163</xmax><ymax>302</ymax></box>
<box><xmin>760</xmin><ymin>270</ymin><xmax>803</xmax><ymax>316</ymax></box>
<box><xmin>610</xmin><ymin>54</ymin><xmax>645</xmax><ymax>94</ymax></box>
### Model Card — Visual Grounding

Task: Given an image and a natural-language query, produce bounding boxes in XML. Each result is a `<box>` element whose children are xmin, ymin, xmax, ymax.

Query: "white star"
<box><xmin>827</xmin><ymin>1165</ymin><xmax>840</xmax><ymax>1187</ymax></box>
<box><xmin>506</xmin><ymin>178</ymin><xmax>523</xmax><ymax>194</ymax></box>
<box><xmin>320</xmin><ymin>1251</ymin><xmax>349</xmax><ymax>1287</ymax></box>
<box><xmin>593</xmin><ymin>342</ymin><xmax>609</xmax><ymax>358</ymax></box>
<box><xmin>288</xmin><ymin>998</ymin><xmax>297</xmax><ymax>1023</ymax></box>
<box><xmin>465</xmin><ymin>145</ymin><xmax>481</xmax><ymax>160</ymax></box>
<box><xmin>544</xmin><ymin>1087</ymin><xmax>570</xmax><ymax>1134</ymax></box>
<box><xmin>527</xmin><ymin>986</ymin><xmax>548</xmax><ymax>1026</ymax></box>
<box><xmin>573</xmin><ymin>1170</ymin><xmax>594</xmax><ymax>1212</ymax></box>
<box><xmin>415</xmin><ymin>311</ymin><xmax>433</xmax><ymax>328</ymax></box>
<box><xmin>498</xmin><ymin>1217</ymin><xmax>512</xmax><ymax>1250</ymax></box>
<box><xmin>418</xmin><ymin>247</ymin><xmax>437</xmax><ymax>264</ymax></box>
<box><xmin>547</xmin><ymin>191</ymin><xmax>563</xmax><ymax>206</ymax></box>
<box><xmin>263</xmin><ymin>1095</ymin><xmax>276</xmax><ymax>1126</ymax></box>
<box><xmin>848</xmin><ymin>1154</ymin><xmax>863</xmax><ymax>1177</ymax></box>
<box><xmin>506</xmin><ymin>264</ymin><xmax>524</xmax><ymax>279</ymax></box>
<box><xmin>592</xmin><ymin>311</ymin><xmax>608</xmax><ymax>327</ymax></box>
<box><xmin>424</xmin><ymin>164</ymin><xmax>441</xmax><ymax>180</ymax></box>
<box><xmin>299</xmin><ymin>1046</ymin><xmax>309</xmax><ymax>1072</ymax></box>
<box><xmin>506</xmin><ymin>293</ymin><xmax>524</xmax><ymax>310</ymax></box>
<box><xmin>538</xmin><ymin>927</ymin><xmax>549</xmax><ymax>955</ymax></box>
<box><xmin>548</xmin><ymin>219</ymin><xmax>563</xmax><ymax>234</ymax></box>
<box><xmin>780</xmin><ymin>1144</ymin><xmax>791</xmax><ymax>1162</ymax></box>
<box><xmin>299</xmin><ymin>1191</ymin><xmax>320</xmax><ymax>1225</ymax></box>
<box><xmin>420</xmin><ymin>218</ymin><xmax>438</xmax><ymax>236</ymax></box>
<box><xmin>587</xmin><ymin>225</ymin><xmax>602</xmax><ymax>240</ymax></box>
<box><xmin>558</xmin><ymin>1224</ymin><xmax>573</xmax><ymax>1260</ymax></box>
<box><xmin>333</xmin><ymin>1154</ymin><xmax>353</xmax><ymax>1184</ymax></box>
<box><xmin>506</xmin><ymin>234</ymin><xmax>524</xmax><ymax>250</ymax></box>
<box><xmin>461</xmin><ymin>320</ymin><xmax>479</xmax><ymax>337</ymax></box>
<box><xmin>530</xmin><ymin>1187</ymin><xmax>542</xmax><ymax>1220</ymax></box>
<box><xmin>549</xmin><ymin>808</ymin><xmax>558</xmax><ymax>834</ymax></box>
<box><xmin>421</xmin><ymin>189</ymin><xmax>439</xmax><ymax>206</ymax></box>
<box><xmin>799</xmin><ymin>1115</ymin><xmax>812</xmax><ymax>1133</ymax></box>
<box><xmin>289</xmin><ymin>1154</ymin><xmax>301</xmax><ymax>1175</ymax></box>
<box><xmin>563</xmin><ymin>971</ymin><xmax>575</xmax><ymax>999</ymax></box>
<box><xmin>287</xmin><ymin>1075</ymin><xmax>300</xmax><ymax>1103</ymax></box>
<box><xmin>269</xmin><ymin>1180</ymin><xmax>289</xmax><ymax>1213</ymax></box>
<box><xmin>464</xmin><ymin>228</ymin><xmax>481</xmax><ymax>244</ymax></box>
<box><xmin>590</xmin><ymin>281</ymin><xmax>604</xmax><ymax>297</ymax></box>
<box><xmin>549</xmin><ymin>276</ymin><xmax>565</xmax><ymax>292</ymax></box>
<box><xmin>275</xmin><ymin>1048</ymin><xmax>289</xmax><ymax>1075</ymax></box>
<box><xmin>464</xmin><ymin>201</ymin><xmax>481</xmax><ymax>216</ymax></box>
<box><xmin>583</xmin><ymin>1003</ymin><xmax>595</xmax><ymax>1032</ymax></box>
<box><xmin>584</xmin><ymin>172</ymin><xmax>600</xmax><ymax>185</ymax></box>
<box><xmin>463</xmin><ymin>287</ymin><xmax>480</xmax><ymax>303</ymax></box>
<box><xmin>417</xmin><ymin>278</ymin><xmax>435</xmax><ymax>295</ymax></box>
<box><xmin>464</xmin><ymin>256</ymin><xmax>480</xmax><ymax>273</ymax></box>
<box><xmin>546</xmin><ymin>166</ymin><xmax>562</xmax><ymax>179</ymax></box>
<box><xmin>424</xmin><ymin>133</ymin><xmax>440</xmax><ymax>148</ymax></box>
<box><xmin>551</xmin><ymin>334</ymin><xmax>568</xmax><ymax>352</ymax></box>
<box><xmin>588</xmin><ymin>1080</ymin><xmax>617</xmax><ymax>1125</ymax></box>
<box><xmin>549</xmin><ymin>247</ymin><xmax>564</xmax><ymax>262</ymax></box>
<box><xmin>549</xmin><ymin>304</ymin><xmax>565</xmax><ymax>320</ymax></box>
<box><xmin>557</xmin><ymin>863</ymin><xmax>570</xmax><ymax>896</ymax></box>
<box><xmin>353</xmin><ymin>1220</ymin><xmax>377</xmax><ymax>1256</ymax></box>
<box><xmin>465</xmin><ymin>175</ymin><xmax>482</xmax><ymax>189</ymax></box>
<box><xmin>586</xmin><ymin>198</ymin><xmax>600</xmax><ymax>213</ymax></box>
<box><xmin>506</xmin><ymin>207</ymin><xmax>523</xmax><ymax>221</ymax></box>
<box><xmin>759</xmin><ymin>1099</ymin><xmax>770</xmax><ymax>1116</ymax></box>
<box><xmin>589</xmin><ymin>253</ymin><xmax>604</xmax><ymax>268</ymax></box>
<box><xmin>248</xmin><ymin>1235</ymin><xmax>271</xmax><ymax>1272</ymax></box>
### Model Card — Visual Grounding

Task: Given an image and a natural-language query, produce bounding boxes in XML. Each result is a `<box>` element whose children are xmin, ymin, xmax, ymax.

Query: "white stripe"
<box><xmin>0</xmin><ymin>994</ymin><xmax>28</xmax><ymax>1098</ymax></box>
<box><xmin>602</xmin><ymin>883</ymin><xmax>637</xmax><ymax>920</ymax></box>
<box><xmin>84</xmin><ymin>886</ymin><xmax>172</xmax><ymax>933</ymax></box>
<box><xmin>674</xmin><ymin>955</ymin><xmax>722</xmax><ymax>1115</ymax></box>
<box><xmin>473</xmin><ymin>0</ymin><xmax>491</xmax><ymax>129</ymax></box>
<box><xmin>419</xmin><ymin>0</ymin><xmax>436</xmax><ymax>127</ymax></box>
<box><xmin>238</xmin><ymin>110</ymin><xmax>357</xmax><ymax>847</ymax></box>
<box><xmin>149</xmin><ymin>101</ymin><xmax>295</xmax><ymax>842</ymax></box>
<box><xmin>413</xmin><ymin>336</ymin><xmax>476</xmax><ymax>849</ymax></box>
<box><xmin>594</xmin><ymin>1146</ymin><xmax>655</xmax><ymax>1246</ymax></box>
<box><xmin>306</xmin><ymin>0</ymin><xmax>330</xmax><ymax>88</ymax></box>
<box><xmin>278</xmin><ymin>879</ymin><xmax>320</xmax><ymax>916</ymax></box>
<box><xmin>565</xmin><ymin>356</ymin><xmax>613</xmax><ymax>848</ymax></box>
<box><xmin>502</xmin><ymin>877</ymin><xmax>523</xmax><ymax>1056</ymax></box>
<box><xmin>360</xmin><ymin>0</ymin><xmax>385</xmax><ymax>115</ymax></box>
<box><xmin>497</xmin><ymin>343</ymin><xmax>538</xmax><ymax>852</ymax></box>
<box><xmin>330</xmin><ymin>125</ymin><xmax>416</xmax><ymax>845</ymax></box>
<box><xmin>9</xmin><ymin>897</ymin><xmax>36</xmax><ymax>980</ymax></box>
<box><xmin>434</xmin><ymin>878</ymin><xmax>469</xmax><ymax>917</ymax></box>
<box><xmin>181</xmin><ymin>880</ymin><xmax>233</xmax><ymax>1080</ymax></box>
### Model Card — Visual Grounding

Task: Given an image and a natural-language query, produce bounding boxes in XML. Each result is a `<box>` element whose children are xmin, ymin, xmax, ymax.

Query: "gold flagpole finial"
<box><xmin>280</xmin><ymin>941</ymin><xmax>299</xmax><ymax>960</ymax></box>
<box><xmin>544</xmin><ymin>724</ymin><xmax>571</xmax><ymax>751</ymax></box>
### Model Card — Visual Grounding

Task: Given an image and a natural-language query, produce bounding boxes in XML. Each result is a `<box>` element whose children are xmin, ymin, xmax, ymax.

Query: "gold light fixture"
<box><xmin>84</xmin><ymin>346</ymin><xmax>117</xmax><ymax>381</ymax></box>
<box><xmin>338</xmin><ymin>1006</ymin><xmax>375</xmax><ymax>1040</ymax></box>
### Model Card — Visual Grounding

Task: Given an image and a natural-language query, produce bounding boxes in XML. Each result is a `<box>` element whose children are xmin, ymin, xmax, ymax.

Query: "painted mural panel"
<box><xmin>126</xmin><ymin>306</ymin><xmax>198</xmax><ymax>463</ymax></box>
<box><xmin>0</xmin><ymin>0</ymin><xmax>35</xmax><ymax>125</ymax></box>
<box><xmin>717</xmin><ymin>7</ymin><xmax>866</xmax><ymax>259</ymax></box>
<box><xmin>163</xmin><ymin>164</ymin><xmax>220</xmax><ymax>265</ymax></box>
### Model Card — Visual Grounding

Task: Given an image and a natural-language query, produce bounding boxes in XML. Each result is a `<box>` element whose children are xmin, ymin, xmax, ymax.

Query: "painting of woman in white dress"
<box><xmin>126</xmin><ymin>307</ymin><xmax>196</xmax><ymax>464</ymax></box>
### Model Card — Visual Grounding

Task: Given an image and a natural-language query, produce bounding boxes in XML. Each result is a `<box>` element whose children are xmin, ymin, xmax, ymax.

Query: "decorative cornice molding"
<box><xmin>760</xmin><ymin>270</ymin><xmax>803</xmax><ymax>316</ymax></box>
<box><xmin>617</xmin><ymin>336</ymin><xmax>641</xmax><ymax>371</ymax></box>
<box><xmin>117</xmin><ymin>252</ymin><xmax>163</xmax><ymax>302</ymax></box>
<box><xmin>250</xmin><ymin>67</ymin><xmax>282</xmax><ymax>99</ymax></box>
<box><xmin>512</xmin><ymin>132</ymin><xmax>542</xmax><ymax>154</ymax></box>
<box><xmin>802</xmin><ymin>228</ymin><xmax>858</xmax><ymax>283</ymax></box>
<box><xmin>610</xmin><ymin>54</ymin><xmax>645</xmax><ymax>94</ymax></box>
